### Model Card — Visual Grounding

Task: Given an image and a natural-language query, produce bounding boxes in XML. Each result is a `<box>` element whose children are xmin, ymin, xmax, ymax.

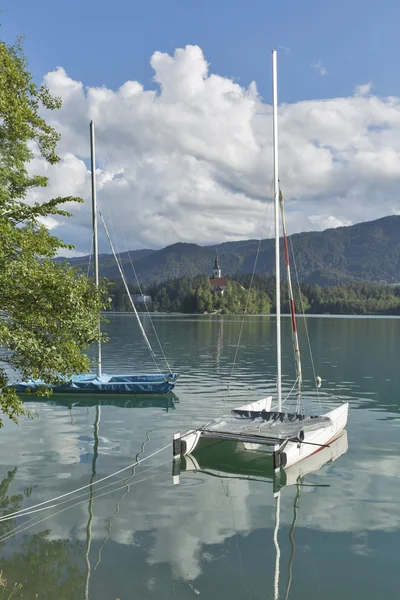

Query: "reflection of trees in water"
<box><xmin>0</xmin><ymin>469</ymin><xmax>85</xmax><ymax>599</ymax></box>
<box><xmin>0</xmin><ymin>468</ymin><xmax>34</xmax><ymax>540</ymax></box>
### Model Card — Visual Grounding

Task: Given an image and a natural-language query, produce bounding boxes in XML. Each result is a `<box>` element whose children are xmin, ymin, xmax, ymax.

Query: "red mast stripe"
<box><xmin>283</xmin><ymin>231</ymin><xmax>290</xmax><ymax>267</ymax></box>
<box><xmin>290</xmin><ymin>299</ymin><xmax>297</xmax><ymax>333</ymax></box>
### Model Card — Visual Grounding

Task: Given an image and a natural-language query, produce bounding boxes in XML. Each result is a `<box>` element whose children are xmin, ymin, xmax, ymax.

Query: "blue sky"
<box><xmin>2</xmin><ymin>0</ymin><xmax>399</xmax><ymax>103</ymax></box>
<box><xmin>2</xmin><ymin>0</ymin><xmax>400</xmax><ymax>251</ymax></box>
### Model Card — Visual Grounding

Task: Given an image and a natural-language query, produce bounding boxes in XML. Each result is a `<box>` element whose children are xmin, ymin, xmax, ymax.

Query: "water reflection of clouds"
<box><xmin>1</xmin><ymin>400</ymin><xmax>399</xmax><ymax>583</ymax></box>
<box><xmin>7</xmin><ymin>456</ymin><xmax>399</xmax><ymax>583</ymax></box>
<box><xmin>36</xmin><ymin>452</ymin><xmax>396</xmax><ymax>583</ymax></box>
<box><xmin>1</xmin><ymin>402</ymin><xmax>82</xmax><ymax>470</ymax></box>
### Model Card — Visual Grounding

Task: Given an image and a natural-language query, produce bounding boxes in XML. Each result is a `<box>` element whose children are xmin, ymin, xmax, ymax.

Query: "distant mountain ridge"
<box><xmin>56</xmin><ymin>215</ymin><xmax>400</xmax><ymax>286</ymax></box>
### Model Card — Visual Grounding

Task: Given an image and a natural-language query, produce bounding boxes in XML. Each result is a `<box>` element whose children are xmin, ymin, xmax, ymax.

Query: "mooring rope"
<box><xmin>0</xmin><ymin>468</ymin><xmax>168</xmax><ymax>544</ymax></box>
<box><xmin>0</xmin><ymin>443</ymin><xmax>172</xmax><ymax>523</ymax></box>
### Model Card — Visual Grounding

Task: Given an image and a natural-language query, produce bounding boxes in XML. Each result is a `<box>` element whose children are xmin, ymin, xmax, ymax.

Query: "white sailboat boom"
<box><xmin>272</xmin><ymin>49</ymin><xmax>282</xmax><ymax>411</ymax></box>
<box><xmin>90</xmin><ymin>121</ymin><xmax>102</xmax><ymax>377</ymax></box>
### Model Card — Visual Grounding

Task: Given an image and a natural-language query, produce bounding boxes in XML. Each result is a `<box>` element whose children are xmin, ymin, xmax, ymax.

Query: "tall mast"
<box><xmin>272</xmin><ymin>49</ymin><xmax>282</xmax><ymax>411</ymax></box>
<box><xmin>90</xmin><ymin>121</ymin><xmax>102</xmax><ymax>377</ymax></box>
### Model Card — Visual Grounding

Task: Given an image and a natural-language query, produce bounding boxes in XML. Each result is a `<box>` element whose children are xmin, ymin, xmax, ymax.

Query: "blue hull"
<box><xmin>15</xmin><ymin>372</ymin><xmax>179</xmax><ymax>396</ymax></box>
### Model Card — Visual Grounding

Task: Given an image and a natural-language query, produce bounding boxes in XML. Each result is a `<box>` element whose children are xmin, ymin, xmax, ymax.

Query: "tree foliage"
<box><xmin>110</xmin><ymin>275</ymin><xmax>272</xmax><ymax>314</ymax></box>
<box><xmin>0</xmin><ymin>37</ymin><xmax>108</xmax><ymax>427</ymax></box>
<box><xmin>109</xmin><ymin>274</ymin><xmax>400</xmax><ymax>316</ymax></box>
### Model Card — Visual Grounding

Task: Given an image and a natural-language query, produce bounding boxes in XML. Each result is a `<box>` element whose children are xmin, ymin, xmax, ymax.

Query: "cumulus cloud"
<box><xmin>26</xmin><ymin>45</ymin><xmax>400</xmax><ymax>254</ymax></box>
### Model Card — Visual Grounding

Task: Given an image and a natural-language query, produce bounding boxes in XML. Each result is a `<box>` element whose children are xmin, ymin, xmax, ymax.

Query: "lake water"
<box><xmin>0</xmin><ymin>314</ymin><xmax>399</xmax><ymax>599</ymax></box>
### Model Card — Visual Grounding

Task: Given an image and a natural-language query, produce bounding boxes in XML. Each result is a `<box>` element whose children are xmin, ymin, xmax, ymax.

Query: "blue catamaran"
<box><xmin>16</xmin><ymin>122</ymin><xmax>178</xmax><ymax>396</ymax></box>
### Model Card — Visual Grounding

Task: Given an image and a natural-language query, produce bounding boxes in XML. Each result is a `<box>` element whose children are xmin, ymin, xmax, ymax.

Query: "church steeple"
<box><xmin>212</xmin><ymin>251</ymin><xmax>222</xmax><ymax>278</ymax></box>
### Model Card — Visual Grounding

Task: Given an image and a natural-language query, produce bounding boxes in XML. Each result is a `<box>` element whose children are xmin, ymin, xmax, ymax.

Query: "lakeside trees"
<box><xmin>109</xmin><ymin>274</ymin><xmax>400</xmax><ymax>316</ymax></box>
<box><xmin>0</xmin><ymin>38</ymin><xmax>107</xmax><ymax>427</ymax></box>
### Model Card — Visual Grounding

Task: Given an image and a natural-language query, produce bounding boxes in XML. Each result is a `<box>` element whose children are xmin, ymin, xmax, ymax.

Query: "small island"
<box><xmin>109</xmin><ymin>253</ymin><xmax>400</xmax><ymax>316</ymax></box>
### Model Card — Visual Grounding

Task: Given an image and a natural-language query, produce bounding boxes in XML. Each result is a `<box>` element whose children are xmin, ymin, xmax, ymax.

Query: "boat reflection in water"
<box><xmin>176</xmin><ymin>429</ymin><xmax>348</xmax><ymax>492</ymax></box>
<box><xmin>22</xmin><ymin>393</ymin><xmax>178</xmax><ymax>410</ymax></box>
<box><xmin>175</xmin><ymin>431</ymin><xmax>348</xmax><ymax>599</ymax></box>
<box><xmin>81</xmin><ymin>392</ymin><xmax>178</xmax><ymax>599</ymax></box>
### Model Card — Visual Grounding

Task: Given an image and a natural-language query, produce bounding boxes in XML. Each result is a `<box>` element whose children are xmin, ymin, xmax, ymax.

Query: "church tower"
<box><xmin>209</xmin><ymin>250</ymin><xmax>227</xmax><ymax>295</ymax></box>
<box><xmin>212</xmin><ymin>251</ymin><xmax>222</xmax><ymax>278</ymax></box>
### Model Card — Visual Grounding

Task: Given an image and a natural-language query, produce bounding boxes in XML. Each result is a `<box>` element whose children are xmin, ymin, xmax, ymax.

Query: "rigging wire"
<box><xmin>281</xmin><ymin>376</ymin><xmax>300</xmax><ymax>411</ymax></box>
<box><xmin>224</xmin><ymin>180</ymin><xmax>275</xmax><ymax>402</ymax></box>
<box><xmin>279</xmin><ymin>188</ymin><xmax>303</xmax><ymax>414</ymax></box>
<box><xmin>288</xmin><ymin>236</ymin><xmax>323</xmax><ymax>413</ymax></box>
<box><xmin>86</xmin><ymin>238</ymin><xmax>93</xmax><ymax>278</ymax></box>
<box><xmin>99</xmin><ymin>211</ymin><xmax>167</xmax><ymax>377</ymax></box>
<box><xmin>116</xmin><ymin>219</ymin><xmax>172</xmax><ymax>374</ymax></box>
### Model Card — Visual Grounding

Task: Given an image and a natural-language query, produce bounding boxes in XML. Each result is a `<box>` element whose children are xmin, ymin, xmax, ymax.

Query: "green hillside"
<box><xmin>57</xmin><ymin>215</ymin><xmax>400</xmax><ymax>286</ymax></box>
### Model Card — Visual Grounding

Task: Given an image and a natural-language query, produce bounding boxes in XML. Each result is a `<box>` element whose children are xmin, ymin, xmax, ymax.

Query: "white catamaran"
<box><xmin>172</xmin><ymin>49</ymin><xmax>348</xmax><ymax>470</ymax></box>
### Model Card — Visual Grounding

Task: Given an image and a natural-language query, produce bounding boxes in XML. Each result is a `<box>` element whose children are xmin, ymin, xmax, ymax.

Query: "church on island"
<box><xmin>209</xmin><ymin>252</ymin><xmax>228</xmax><ymax>295</ymax></box>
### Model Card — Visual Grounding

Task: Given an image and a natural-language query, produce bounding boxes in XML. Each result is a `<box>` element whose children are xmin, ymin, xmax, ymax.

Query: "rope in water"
<box><xmin>0</xmin><ymin>442</ymin><xmax>172</xmax><ymax>523</ymax></box>
<box><xmin>0</xmin><ymin>468</ymin><xmax>168</xmax><ymax>545</ymax></box>
<box><xmin>0</xmin><ymin>458</ymin><xmax>171</xmax><ymax>539</ymax></box>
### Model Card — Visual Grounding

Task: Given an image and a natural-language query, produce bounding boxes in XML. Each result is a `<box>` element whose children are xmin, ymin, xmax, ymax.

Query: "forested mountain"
<box><xmin>57</xmin><ymin>215</ymin><xmax>400</xmax><ymax>286</ymax></box>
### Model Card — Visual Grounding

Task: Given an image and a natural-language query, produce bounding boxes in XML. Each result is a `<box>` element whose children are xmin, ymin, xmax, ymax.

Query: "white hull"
<box><xmin>180</xmin><ymin>429</ymin><xmax>348</xmax><ymax>486</ymax></box>
<box><xmin>281</xmin><ymin>402</ymin><xmax>348</xmax><ymax>468</ymax></box>
<box><xmin>284</xmin><ymin>429</ymin><xmax>348</xmax><ymax>485</ymax></box>
<box><xmin>244</xmin><ymin>402</ymin><xmax>349</xmax><ymax>468</ymax></box>
<box><xmin>176</xmin><ymin>400</ymin><xmax>349</xmax><ymax>471</ymax></box>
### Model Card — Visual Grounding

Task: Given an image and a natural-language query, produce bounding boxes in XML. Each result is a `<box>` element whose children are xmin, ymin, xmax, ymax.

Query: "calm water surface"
<box><xmin>0</xmin><ymin>314</ymin><xmax>399</xmax><ymax>599</ymax></box>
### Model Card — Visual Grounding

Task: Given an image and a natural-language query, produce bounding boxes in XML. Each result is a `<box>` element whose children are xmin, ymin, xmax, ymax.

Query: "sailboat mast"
<box><xmin>272</xmin><ymin>49</ymin><xmax>282</xmax><ymax>411</ymax></box>
<box><xmin>90</xmin><ymin>121</ymin><xmax>102</xmax><ymax>377</ymax></box>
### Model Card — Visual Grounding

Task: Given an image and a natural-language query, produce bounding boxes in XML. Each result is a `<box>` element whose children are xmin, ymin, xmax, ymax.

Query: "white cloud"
<box><xmin>309</xmin><ymin>214</ymin><xmax>352</xmax><ymax>229</ymax></box>
<box><xmin>355</xmin><ymin>81</ymin><xmax>373</xmax><ymax>96</ymax></box>
<box><xmin>312</xmin><ymin>60</ymin><xmax>327</xmax><ymax>76</ymax></box>
<box><xmin>25</xmin><ymin>45</ymin><xmax>400</xmax><ymax>253</ymax></box>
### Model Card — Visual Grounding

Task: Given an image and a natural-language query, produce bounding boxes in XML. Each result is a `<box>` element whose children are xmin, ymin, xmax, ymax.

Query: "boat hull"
<box><xmin>179</xmin><ymin>430</ymin><xmax>348</xmax><ymax>490</ymax></box>
<box><xmin>176</xmin><ymin>401</ymin><xmax>349</xmax><ymax>470</ymax></box>
<box><xmin>14</xmin><ymin>372</ymin><xmax>179</xmax><ymax>396</ymax></box>
<box><xmin>280</xmin><ymin>402</ymin><xmax>348</xmax><ymax>468</ymax></box>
